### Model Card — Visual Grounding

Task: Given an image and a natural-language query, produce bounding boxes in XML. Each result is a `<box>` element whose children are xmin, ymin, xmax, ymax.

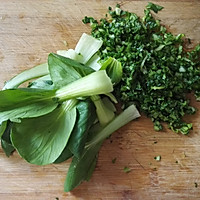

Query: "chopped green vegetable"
<box><xmin>83</xmin><ymin>3</ymin><xmax>200</xmax><ymax>134</ymax></box>
<box><xmin>154</xmin><ymin>155</ymin><xmax>161</xmax><ymax>161</ymax></box>
<box><xmin>112</xmin><ymin>157</ymin><xmax>117</xmax><ymax>164</ymax></box>
<box><xmin>123</xmin><ymin>166</ymin><xmax>131</xmax><ymax>173</ymax></box>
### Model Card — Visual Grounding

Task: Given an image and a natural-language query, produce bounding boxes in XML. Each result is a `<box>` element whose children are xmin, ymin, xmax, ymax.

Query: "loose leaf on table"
<box><xmin>0</xmin><ymin>88</ymin><xmax>58</xmax><ymax>124</ymax></box>
<box><xmin>11</xmin><ymin>99</ymin><xmax>77</xmax><ymax>165</ymax></box>
<box><xmin>68</xmin><ymin>100</ymin><xmax>96</xmax><ymax>158</ymax></box>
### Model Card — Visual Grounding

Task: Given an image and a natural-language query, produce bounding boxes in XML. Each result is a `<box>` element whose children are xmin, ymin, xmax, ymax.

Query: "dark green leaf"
<box><xmin>1</xmin><ymin>121</ymin><xmax>15</xmax><ymax>157</ymax></box>
<box><xmin>53</xmin><ymin>146</ymin><xmax>73</xmax><ymax>164</ymax></box>
<box><xmin>68</xmin><ymin>100</ymin><xmax>96</xmax><ymax>157</ymax></box>
<box><xmin>146</xmin><ymin>2</ymin><xmax>164</xmax><ymax>13</ymax></box>
<box><xmin>64</xmin><ymin>142</ymin><xmax>102</xmax><ymax>192</ymax></box>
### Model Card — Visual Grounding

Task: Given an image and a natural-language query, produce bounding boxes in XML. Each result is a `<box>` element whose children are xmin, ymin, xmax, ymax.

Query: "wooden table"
<box><xmin>0</xmin><ymin>0</ymin><xmax>200</xmax><ymax>199</ymax></box>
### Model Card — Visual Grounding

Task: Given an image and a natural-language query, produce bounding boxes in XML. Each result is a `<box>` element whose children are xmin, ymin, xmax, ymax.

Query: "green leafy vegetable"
<box><xmin>68</xmin><ymin>100</ymin><xmax>96</xmax><ymax>157</ymax></box>
<box><xmin>1</xmin><ymin>121</ymin><xmax>15</xmax><ymax>157</ymax></box>
<box><xmin>11</xmin><ymin>100</ymin><xmax>77</xmax><ymax>165</ymax></box>
<box><xmin>100</xmin><ymin>57</ymin><xmax>122</xmax><ymax>85</ymax></box>
<box><xmin>65</xmin><ymin>104</ymin><xmax>140</xmax><ymax>191</ymax></box>
<box><xmin>3</xmin><ymin>63</ymin><xmax>49</xmax><ymax>90</ymax></box>
<box><xmin>123</xmin><ymin>166</ymin><xmax>131</xmax><ymax>173</ymax></box>
<box><xmin>83</xmin><ymin>3</ymin><xmax>200</xmax><ymax>134</ymax></box>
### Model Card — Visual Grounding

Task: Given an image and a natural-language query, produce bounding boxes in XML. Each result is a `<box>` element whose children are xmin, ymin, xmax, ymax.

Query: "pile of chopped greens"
<box><xmin>83</xmin><ymin>2</ymin><xmax>200</xmax><ymax>134</ymax></box>
<box><xmin>0</xmin><ymin>33</ymin><xmax>140</xmax><ymax>192</ymax></box>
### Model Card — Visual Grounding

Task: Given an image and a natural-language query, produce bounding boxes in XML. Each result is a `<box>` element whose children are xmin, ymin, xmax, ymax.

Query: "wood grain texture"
<box><xmin>0</xmin><ymin>0</ymin><xmax>200</xmax><ymax>199</ymax></box>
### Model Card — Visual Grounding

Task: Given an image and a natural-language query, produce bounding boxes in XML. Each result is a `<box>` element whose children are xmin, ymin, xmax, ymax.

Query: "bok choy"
<box><xmin>0</xmin><ymin>32</ymin><xmax>140</xmax><ymax>192</ymax></box>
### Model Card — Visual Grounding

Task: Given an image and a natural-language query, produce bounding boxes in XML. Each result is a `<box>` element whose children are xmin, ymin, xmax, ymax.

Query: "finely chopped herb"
<box><xmin>83</xmin><ymin>2</ymin><xmax>200</xmax><ymax>134</ymax></box>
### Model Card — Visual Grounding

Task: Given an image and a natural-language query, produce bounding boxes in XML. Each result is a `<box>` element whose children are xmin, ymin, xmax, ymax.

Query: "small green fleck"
<box><xmin>154</xmin><ymin>155</ymin><xmax>161</xmax><ymax>161</ymax></box>
<box><xmin>123</xmin><ymin>166</ymin><xmax>131</xmax><ymax>173</ymax></box>
<box><xmin>195</xmin><ymin>182</ymin><xmax>198</xmax><ymax>188</ymax></box>
<box><xmin>175</xmin><ymin>160</ymin><xmax>178</xmax><ymax>164</ymax></box>
<box><xmin>154</xmin><ymin>141</ymin><xmax>157</xmax><ymax>144</ymax></box>
<box><xmin>112</xmin><ymin>157</ymin><xmax>117</xmax><ymax>164</ymax></box>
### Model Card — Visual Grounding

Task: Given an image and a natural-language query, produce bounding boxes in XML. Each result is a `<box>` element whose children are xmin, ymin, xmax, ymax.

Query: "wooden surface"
<box><xmin>0</xmin><ymin>0</ymin><xmax>200</xmax><ymax>199</ymax></box>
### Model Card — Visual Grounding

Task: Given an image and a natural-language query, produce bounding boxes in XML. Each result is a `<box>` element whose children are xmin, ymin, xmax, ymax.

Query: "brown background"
<box><xmin>0</xmin><ymin>0</ymin><xmax>200</xmax><ymax>199</ymax></box>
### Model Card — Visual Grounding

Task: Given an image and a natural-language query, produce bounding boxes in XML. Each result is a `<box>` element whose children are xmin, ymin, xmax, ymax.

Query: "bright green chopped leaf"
<box><xmin>146</xmin><ymin>2</ymin><xmax>164</xmax><ymax>13</ymax></box>
<box><xmin>75</xmin><ymin>33</ymin><xmax>103</xmax><ymax>64</ymax></box>
<box><xmin>11</xmin><ymin>100</ymin><xmax>77</xmax><ymax>165</ymax></box>
<box><xmin>68</xmin><ymin>100</ymin><xmax>96</xmax><ymax>157</ymax></box>
<box><xmin>84</xmin><ymin>4</ymin><xmax>200</xmax><ymax>134</ymax></box>
<box><xmin>3</xmin><ymin>63</ymin><xmax>49</xmax><ymax>90</ymax></box>
<box><xmin>123</xmin><ymin>166</ymin><xmax>131</xmax><ymax>173</ymax></box>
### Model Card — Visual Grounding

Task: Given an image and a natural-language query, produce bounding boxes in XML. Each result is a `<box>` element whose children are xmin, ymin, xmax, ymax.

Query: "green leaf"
<box><xmin>1</xmin><ymin>121</ymin><xmax>15</xmax><ymax>157</ymax></box>
<box><xmin>3</xmin><ymin>63</ymin><xmax>49</xmax><ymax>90</ymax></box>
<box><xmin>100</xmin><ymin>57</ymin><xmax>122</xmax><ymax>85</ymax></box>
<box><xmin>146</xmin><ymin>2</ymin><xmax>164</xmax><ymax>13</ymax></box>
<box><xmin>68</xmin><ymin>100</ymin><xmax>96</xmax><ymax>157</ymax></box>
<box><xmin>48</xmin><ymin>53</ymin><xmax>82</xmax><ymax>89</ymax></box>
<box><xmin>0</xmin><ymin>121</ymin><xmax>7</xmax><ymax>138</ymax></box>
<box><xmin>1</xmin><ymin>139</ymin><xmax>15</xmax><ymax>157</ymax></box>
<box><xmin>0</xmin><ymin>88</ymin><xmax>58</xmax><ymax>124</ymax></box>
<box><xmin>64</xmin><ymin>142</ymin><xmax>102</xmax><ymax>192</ymax></box>
<box><xmin>55</xmin><ymin>70</ymin><xmax>113</xmax><ymax>102</ymax></box>
<box><xmin>74</xmin><ymin>33</ymin><xmax>103</xmax><ymax>64</ymax></box>
<box><xmin>53</xmin><ymin>145</ymin><xmax>73</xmax><ymax>164</ymax></box>
<box><xmin>28</xmin><ymin>75</ymin><xmax>54</xmax><ymax>90</ymax></box>
<box><xmin>0</xmin><ymin>88</ymin><xmax>56</xmax><ymax>111</ymax></box>
<box><xmin>48</xmin><ymin>53</ymin><xmax>94</xmax><ymax>85</ymax></box>
<box><xmin>11</xmin><ymin>100</ymin><xmax>77</xmax><ymax>165</ymax></box>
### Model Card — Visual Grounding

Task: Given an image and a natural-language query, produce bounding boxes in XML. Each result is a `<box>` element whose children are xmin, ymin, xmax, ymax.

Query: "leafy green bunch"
<box><xmin>0</xmin><ymin>33</ymin><xmax>140</xmax><ymax>191</ymax></box>
<box><xmin>83</xmin><ymin>2</ymin><xmax>200</xmax><ymax>134</ymax></box>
